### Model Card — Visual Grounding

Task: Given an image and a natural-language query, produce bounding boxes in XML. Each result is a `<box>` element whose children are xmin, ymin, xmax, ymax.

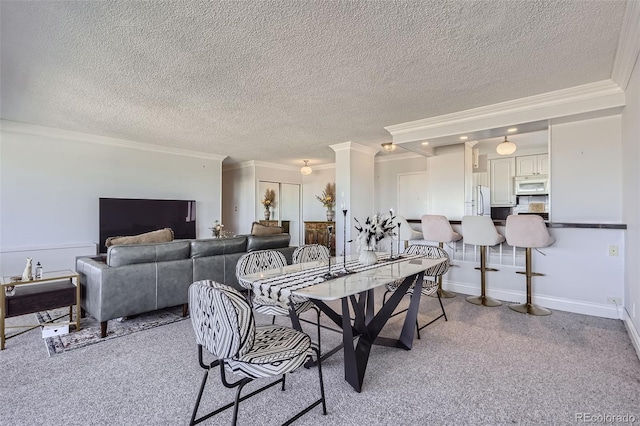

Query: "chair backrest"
<box><xmin>396</xmin><ymin>215</ymin><xmax>423</xmax><ymax>241</ymax></box>
<box><xmin>404</xmin><ymin>244</ymin><xmax>451</xmax><ymax>277</ymax></box>
<box><xmin>189</xmin><ymin>280</ymin><xmax>256</xmax><ymax>359</ymax></box>
<box><xmin>421</xmin><ymin>215</ymin><xmax>462</xmax><ymax>243</ymax></box>
<box><xmin>505</xmin><ymin>214</ymin><xmax>555</xmax><ymax>248</ymax></box>
<box><xmin>236</xmin><ymin>250</ymin><xmax>288</xmax><ymax>290</ymax></box>
<box><xmin>461</xmin><ymin>215</ymin><xmax>505</xmax><ymax>246</ymax></box>
<box><xmin>292</xmin><ymin>244</ymin><xmax>330</xmax><ymax>264</ymax></box>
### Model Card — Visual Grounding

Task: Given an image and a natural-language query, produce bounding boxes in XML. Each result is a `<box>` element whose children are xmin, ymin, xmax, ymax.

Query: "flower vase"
<box><xmin>359</xmin><ymin>249</ymin><xmax>378</xmax><ymax>266</ymax></box>
<box><xmin>264</xmin><ymin>209</ymin><xmax>270</xmax><ymax>220</ymax></box>
<box><xmin>326</xmin><ymin>209</ymin><xmax>334</xmax><ymax>221</ymax></box>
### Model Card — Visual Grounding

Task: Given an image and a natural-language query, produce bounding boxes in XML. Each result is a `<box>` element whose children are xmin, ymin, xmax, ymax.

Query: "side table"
<box><xmin>1</xmin><ymin>269</ymin><xmax>81</xmax><ymax>350</ymax></box>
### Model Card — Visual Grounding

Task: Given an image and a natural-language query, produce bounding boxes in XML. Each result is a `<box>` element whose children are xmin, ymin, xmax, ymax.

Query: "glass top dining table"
<box><xmin>240</xmin><ymin>253</ymin><xmax>447</xmax><ymax>392</ymax></box>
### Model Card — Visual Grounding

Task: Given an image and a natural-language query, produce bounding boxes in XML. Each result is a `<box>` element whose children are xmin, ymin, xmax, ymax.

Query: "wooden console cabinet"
<box><xmin>259</xmin><ymin>220</ymin><xmax>290</xmax><ymax>234</ymax></box>
<box><xmin>304</xmin><ymin>221</ymin><xmax>335</xmax><ymax>255</ymax></box>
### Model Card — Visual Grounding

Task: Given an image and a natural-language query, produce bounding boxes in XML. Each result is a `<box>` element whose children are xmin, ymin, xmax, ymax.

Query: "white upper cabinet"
<box><xmin>516</xmin><ymin>154</ymin><xmax>548</xmax><ymax>176</ymax></box>
<box><xmin>490</xmin><ymin>157</ymin><xmax>516</xmax><ymax>206</ymax></box>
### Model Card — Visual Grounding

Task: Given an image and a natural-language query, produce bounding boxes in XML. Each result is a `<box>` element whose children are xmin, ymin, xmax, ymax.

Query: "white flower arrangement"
<box><xmin>354</xmin><ymin>214</ymin><xmax>396</xmax><ymax>251</ymax></box>
<box><xmin>210</xmin><ymin>220</ymin><xmax>224</xmax><ymax>237</ymax></box>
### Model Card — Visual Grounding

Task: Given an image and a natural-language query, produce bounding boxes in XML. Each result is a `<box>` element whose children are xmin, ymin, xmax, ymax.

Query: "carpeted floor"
<box><xmin>2</xmin><ymin>290</ymin><xmax>639</xmax><ymax>425</ymax></box>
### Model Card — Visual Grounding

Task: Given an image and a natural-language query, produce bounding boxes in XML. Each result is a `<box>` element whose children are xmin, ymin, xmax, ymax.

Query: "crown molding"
<box><xmin>330</xmin><ymin>141</ymin><xmax>380</xmax><ymax>156</ymax></box>
<box><xmin>222</xmin><ymin>160</ymin><xmax>306</xmax><ymax>172</ymax></box>
<box><xmin>384</xmin><ymin>80</ymin><xmax>624</xmax><ymax>142</ymax></box>
<box><xmin>0</xmin><ymin>120</ymin><xmax>227</xmax><ymax>161</ymax></box>
<box><xmin>374</xmin><ymin>151</ymin><xmax>424</xmax><ymax>163</ymax></box>
<box><xmin>223</xmin><ymin>160</ymin><xmax>336</xmax><ymax>172</ymax></box>
<box><xmin>611</xmin><ymin>0</ymin><xmax>640</xmax><ymax>90</ymax></box>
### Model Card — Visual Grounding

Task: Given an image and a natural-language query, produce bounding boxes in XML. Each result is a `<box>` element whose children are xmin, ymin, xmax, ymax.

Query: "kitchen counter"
<box><xmin>406</xmin><ymin>219</ymin><xmax>626</xmax><ymax>230</ymax></box>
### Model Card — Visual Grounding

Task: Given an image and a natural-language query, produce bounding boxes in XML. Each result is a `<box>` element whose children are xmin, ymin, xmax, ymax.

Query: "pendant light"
<box><xmin>300</xmin><ymin>160</ymin><xmax>313</xmax><ymax>175</ymax></box>
<box><xmin>496</xmin><ymin>136</ymin><xmax>516</xmax><ymax>155</ymax></box>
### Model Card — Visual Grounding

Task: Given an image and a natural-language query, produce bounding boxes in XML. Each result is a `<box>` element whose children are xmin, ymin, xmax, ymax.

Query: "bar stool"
<box><xmin>396</xmin><ymin>215</ymin><xmax>423</xmax><ymax>249</ymax></box>
<box><xmin>505</xmin><ymin>214</ymin><xmax>555</xmax><ymax>316</ymax></box>
<box><xmin>461</xmin><ymin>215</ymin><xmax>505</xmax><ymax>307</ymax></box>
<box><xmin>421</xmin><ymin>214</ymin><xmax>461</xmax><ymax>298</ymax></box>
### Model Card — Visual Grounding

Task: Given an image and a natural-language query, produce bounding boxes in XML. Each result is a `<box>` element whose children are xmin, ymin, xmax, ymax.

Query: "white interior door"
<box><xmin>280</xmin><ymin>183</ymin><xmax>301</xmax><ymax>246</ymax></box>
<box><xmin>397</xmin><ymin>172</ymin><xmax>428</xmax><ymax>220</ymax></box>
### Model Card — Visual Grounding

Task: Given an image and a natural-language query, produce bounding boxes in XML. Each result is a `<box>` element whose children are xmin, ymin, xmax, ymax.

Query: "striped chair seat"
<box><xmin>227</xmin><ymin>324</ymin><xmax>312</xmax><ymax>378</ymax></box>
<box><xmin>385</xmin><ymin>277</ymin><xmax>439</xmax><ymax>296</ymax></box>
<box><xmin>188</xmin><ymin>280</ymin><xmax>327</xmax><ymax>425</ymax></box>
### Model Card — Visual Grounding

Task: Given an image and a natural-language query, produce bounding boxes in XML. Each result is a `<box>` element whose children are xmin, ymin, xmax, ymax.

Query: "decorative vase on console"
<box><xmin>316</xmin><ymin>182</ymin><xmax>336</xmax><ymax>222</ymax></box>
<box><xmin>261</xmin><ymin>188</ymin><xmax>276</xmax><ymax>221</ymax></box>
<box><xmin>326</xmin><ymin>209</ymin><xmax>334</xmax><ymax>221</ymax></box>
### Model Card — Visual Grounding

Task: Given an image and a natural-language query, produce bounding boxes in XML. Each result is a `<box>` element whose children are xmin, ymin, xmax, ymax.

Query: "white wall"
<box><xmin>621</xmin><ymin>51</ymin><xmax>640</xmax><ymax>346</ymax></box>
<box><xmin>301</xmin><ymin>166</ymin><xmax>336</xmax><ymax>222</ymax></box>
<box><xmin>550</xmin><ymin>115</ymin><xmax>622</xmax><ymax>223</ymax></box>
<box><xmin>374</xmin><ymin>154</ymin><xmax>428</xmax><ymax>216</ymax></box>
<box><xmin>0</xmin><ymin>121</ymin><xmax>224</xmax><ymax>275</ymax></box>
<box><xmin>426</xmin><ymin>144</ymin><xmax>465</xmax><ymax>219</ymax></box>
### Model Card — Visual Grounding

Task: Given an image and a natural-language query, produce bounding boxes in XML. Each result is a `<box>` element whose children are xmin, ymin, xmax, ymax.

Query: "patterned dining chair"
<box><xmin>382</xmin><ymin>244</ymin><xmax>451</xmax><ymax>339</ymax></box>
<box><xmin>188</xmin><ymin>281</ymin><xmax>326</xmax><ymax>425</ymax></box>
<box><xmin>292</xmin><ymin>244</ymin><xmax>330</xmax><ymax>264</ymax></box>
<box><xmin>236</xmin><ymin>250</ymin><xmax>322</xmax><ymax>351</ymax></box>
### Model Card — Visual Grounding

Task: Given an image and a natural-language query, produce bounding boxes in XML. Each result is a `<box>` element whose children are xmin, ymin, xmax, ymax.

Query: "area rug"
<box><xmin>36</xmin><ymin>307</ymin><xmax>189</xmax><ymax>357</ymax></box>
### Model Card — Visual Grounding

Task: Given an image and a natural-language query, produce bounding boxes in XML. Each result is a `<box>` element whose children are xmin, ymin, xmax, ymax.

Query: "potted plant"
<box><xmin>316</xmin><ymin>182</ymin><xmax>336</xmax><ymax>221</ymax></box>
<box><xmin>354</xmin><ymin>214</ymin><xmax>396</xmax><ymax>265</ymax></box>
<box><xmin>261</xmin><ymin>188</ymin><xmax>276</xmax><ymax>220</ymax></box>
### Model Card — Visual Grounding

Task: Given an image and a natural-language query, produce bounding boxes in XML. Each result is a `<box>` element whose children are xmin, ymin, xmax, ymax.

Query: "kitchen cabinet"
<box><xmin>490</xmin><ymin>157</ymin><xmax>516</xmax><ymax>206</ymax></box>
<box><xmin>304</xmin><ymin>221</ymin><xmax>335</xmax><ymax>255</ymax></box>
<box><xmin>516</xmin><ymin>154</ymin><xmax>548</xmax><ymax>176</ymax></box>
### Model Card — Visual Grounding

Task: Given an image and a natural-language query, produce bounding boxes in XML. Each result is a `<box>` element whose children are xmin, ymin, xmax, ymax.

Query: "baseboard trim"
<box><xmin>444</xmin><ymin>280</ymin><xmax>621</xmax><ymax>319</ymax></box>
<box><xmin>623</xmin><ymin>309</ymin><xmax>640</xmax><ymax>362</ymax></box>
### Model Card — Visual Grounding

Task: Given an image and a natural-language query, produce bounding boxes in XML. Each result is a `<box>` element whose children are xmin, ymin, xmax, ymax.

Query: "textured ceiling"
<box><xmin>0</xmin><ymin>1</ymin><xmax>627</xmax><ymax>166</ymax></box>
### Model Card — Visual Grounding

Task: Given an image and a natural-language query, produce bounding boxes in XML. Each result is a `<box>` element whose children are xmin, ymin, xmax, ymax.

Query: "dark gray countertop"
<box><xmin>406</xmin><ymin>219</ymin><xmax>626</xmax><ymax>230</ymax></box>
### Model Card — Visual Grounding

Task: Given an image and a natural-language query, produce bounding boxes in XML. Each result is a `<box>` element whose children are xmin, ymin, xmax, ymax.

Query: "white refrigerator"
<box><xmin>472</xmin><ymin>185</ymin><xmax>491</xmax><ymax>216</ymax></box>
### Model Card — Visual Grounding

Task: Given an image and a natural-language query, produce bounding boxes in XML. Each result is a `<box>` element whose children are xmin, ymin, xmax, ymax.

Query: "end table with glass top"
<box><xmin>1</xmin><ymin>269</ymin><xmax>81</xmax><ymax>350</ymax></box>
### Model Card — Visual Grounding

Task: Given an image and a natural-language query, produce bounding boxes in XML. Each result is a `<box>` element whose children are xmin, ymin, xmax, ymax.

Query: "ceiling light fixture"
<box><xmin>507</xmin><ymin>127</ymin><xmax>518</xmax><ymax>133</ymax></box>
<box><xmin>381</xmin><ymin>142</ymin><xmax>396</xmax><ymax>152</ymax></box>
<box><xmin>300</xmin><ymin>160</ymin><xmax>312</xmax><ymax>175</ymax></box>
<box><xmin>459</xmin><ymin>136</ymin><xmax>468</xmax><ymax>140</ymax></box>
<box><xmin>496</xmin><ymin>136</ymin><xmax>517</xmax><ymax>155</ymax></box>
<box><xmin>421</xmin><ymin>141</ymin><xmax>430</xmax><ymax>146</ymax></box>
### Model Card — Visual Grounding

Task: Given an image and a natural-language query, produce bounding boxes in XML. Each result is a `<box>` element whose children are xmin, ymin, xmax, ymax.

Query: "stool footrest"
<box><xmin>466</xmin><ymin>295</ymin><xmax>502</xmax><ymax>307</ymax></box>
<box><xmin>509</xmin><ymin>303</ymin><xmax>551</xmax><ymax>316</ymax></box>
<box><xmin>516</xmin><ymin>271</ymin><xmax>544</xmax><ymax>276</ymax></box>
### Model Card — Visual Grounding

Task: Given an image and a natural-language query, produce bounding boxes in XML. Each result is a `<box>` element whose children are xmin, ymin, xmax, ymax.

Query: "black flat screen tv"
<box><xmin>99</xmin><ymin>198</ymin><xmax>196</xmax><ymax>252</ymax></box>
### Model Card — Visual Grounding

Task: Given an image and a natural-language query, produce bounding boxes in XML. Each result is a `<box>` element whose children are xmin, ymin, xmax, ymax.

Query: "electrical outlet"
<box><xmin>608</xmin><ymin>245</ymin><xmax>619</xmax><ymax>256</ymax></box>
<box><xmin>607</xmin><ymin>296</ymin><xmax>622</xmax><ymax>305</ymax></box>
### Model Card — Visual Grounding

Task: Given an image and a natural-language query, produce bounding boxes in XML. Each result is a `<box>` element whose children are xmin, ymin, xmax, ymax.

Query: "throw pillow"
<box><xmin>250</xmin><ymin>222</ymin><xmax>283</xmax><ymax>236</ymax></box>
<box><xmin>105</xmin><ymin>228</ymin><xmax>175</xmax><ymax>248</ymax></box>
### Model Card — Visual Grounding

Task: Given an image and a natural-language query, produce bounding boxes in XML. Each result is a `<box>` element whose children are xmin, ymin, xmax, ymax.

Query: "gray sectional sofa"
<box><xmin>76</xmin><ymin>234</ymin><xmax>294</xmax><ymax>337</ymax></box>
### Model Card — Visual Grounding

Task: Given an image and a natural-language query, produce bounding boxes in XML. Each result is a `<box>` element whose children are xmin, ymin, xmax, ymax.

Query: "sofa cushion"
<box><xmin>247</xmin><ymin>234</ymin><xmax>290</xmax><ymax>252</ymax></box>
<box><xmin>191</xmin><ymin>237</ymin><xmax>248</xmax><ymax>258</ymax></box>
<box><xmin>105</xmin><ymin>228</ymin><xmax>174</xmax><ymax>248</ymax></box>
<box><xmin>107</xmin><ymin>240</ymin><xmax>191</xmax><ymax>267</ymax></box>
<box><xmin>251</xmin><ymin>222</ymin><xmax>283</xmax><ymax>235</ymax></box>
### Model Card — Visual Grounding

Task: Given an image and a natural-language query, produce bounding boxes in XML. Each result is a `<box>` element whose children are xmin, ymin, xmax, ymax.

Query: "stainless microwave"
<box><xmin>515</xmin><ymin>175</ymin><xmax>549</xmax><ymax>195</ymax></box>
